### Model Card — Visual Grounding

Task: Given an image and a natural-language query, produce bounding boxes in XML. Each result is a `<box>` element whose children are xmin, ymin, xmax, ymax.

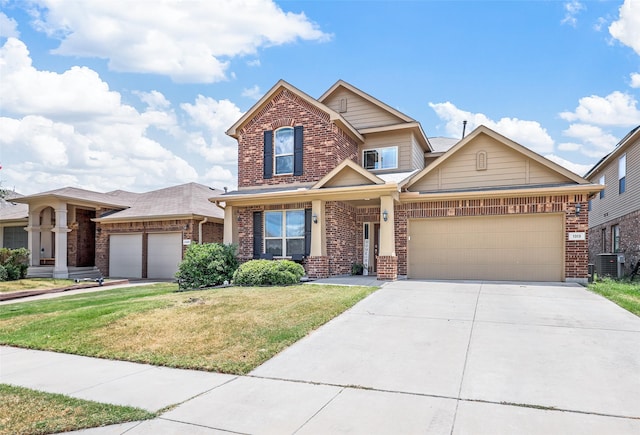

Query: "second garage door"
<box><xmin>408</xmin><ymin>214</ymin><xmax>564</xmax><ymax>281</ymax></box>
<box><xmin>147</xmin><ymin>232</ymin><xmax>183</xmax><ymax>279</ymax></box>
<box><xmin>109</xmin><ymin>234</ymin><xmax>143</xmax><ymax>278</ymax></box>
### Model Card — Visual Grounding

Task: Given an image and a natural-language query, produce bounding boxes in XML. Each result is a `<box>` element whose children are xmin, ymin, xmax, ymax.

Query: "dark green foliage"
<box><xmin>351</xmin><ymin>263</ymin><xmax>364</xmax><ymax>275</ymax></box>
<box><xmin>233</xmin><ymin>259</ymin><xmax>305</xmax><ymax>286</ymax></box>
<box><xmin>0</xmin><ymin>247</ymin><xmax>29</xmax><ymax>281</ymax></box>
<box><xmin>175</xmin><ymin>243</ymin><xmax>238</xmax><ymax>290</ymax></box>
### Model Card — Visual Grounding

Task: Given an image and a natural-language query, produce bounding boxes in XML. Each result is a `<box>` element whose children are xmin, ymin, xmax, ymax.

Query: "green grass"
<box><xmin>588</xmin><ymin>279</ymin><xmax>640</xmax><ymax>317</ymax></box>
<box><xmin>0</xmin><ymin>384</ymin><xmax>153</xmax><ymax>435</ymax></box>
<box><xmin>0</xmin><ymin>279</ymin><xmax>76</xmax><ymax>294</ymax></box>
<box><xmin>0</xmin><ymin>283</ymin><xmax>377</xmax><ymax>374</ymax></box>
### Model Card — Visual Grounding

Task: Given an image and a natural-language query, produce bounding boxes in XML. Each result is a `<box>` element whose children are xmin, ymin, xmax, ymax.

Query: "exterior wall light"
<box><xmin>382</xmin><ymin>210</ymin><xmax>388</xmax><ymax>222</ymax></box>
<box><xmin>575</xmin><ymin>203</ymin><xmax>581</xmax><ymax>216</ymax></box>
<box><xmin>312</xmin><ymin>213</ymin><xmax>318</xmax><ymax>224</ymax></box>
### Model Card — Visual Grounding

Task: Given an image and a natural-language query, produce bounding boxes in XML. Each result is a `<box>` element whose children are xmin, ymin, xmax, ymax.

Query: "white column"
<box><xmin>311</xmin><ymin>200</ymin><xmax>326</xmax><ymax>256</ymax></box>
<box><xmin>52</xmin><ymin>206</ymin><xmax>70</xmax><ymax>278</ymax></box>
<box><xmin>223</xmin><ymin>205</ymin><xmax>234</xmax><ymax>244</ymax></box>
<box><xmin>379</xmin><ymin>195</ymin><xmax>395</xmax><ymax>256</ymax></box>
<box><xmin>26</xmin><ymin>210</ymin><xmax>41</xmax><ymax>266</ymax></box>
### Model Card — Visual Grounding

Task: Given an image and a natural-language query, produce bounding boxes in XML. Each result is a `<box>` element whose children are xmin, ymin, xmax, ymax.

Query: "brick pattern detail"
<box><xmin>67</xmin><ymin>209</ymin><xmax>96</xmax><ymax>267</ymax></box>
<box><xmin>589</xmin><ymin>209</ymin><xmax>640</xmax><ymax>276</ymax></box>
<box><xmin>237</xmin><ymin>89</ymin><xmax>358</xmax><ymax>188</ymax></box>
<box><xmin>95</xmin><ymin>219</ymin><xmax>223</xmax><ymax>277</ymax></box>
<box><xmin>376</xmin><ymin>255</ymin><xmax>398</xmax><ymax>280</ymax></box>
<box><xmin>326</xmin><ymin>201</ymin><xmax>358</xmax><ymax>275</ymax></box>
<box><xmin>306</xmin><ymin>256</ymin><xmax>329</xmax><ymax>278</ymax></box>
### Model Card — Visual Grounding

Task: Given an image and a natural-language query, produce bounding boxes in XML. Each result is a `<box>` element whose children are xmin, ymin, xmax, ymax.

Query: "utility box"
<box><xmin>596</xmin><ymin>253</ymin><xmax>618</xmax><ymax>278</ymax></box>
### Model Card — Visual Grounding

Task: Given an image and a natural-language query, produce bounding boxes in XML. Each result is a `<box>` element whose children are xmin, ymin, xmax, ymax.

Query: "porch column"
<box><xmin>223</xmin><ymin>205</ymin><xmax>233</xmax><ymax>245</ymax></box>
<box><xmin>307</xmin><ymin>200</ymin><xmax>329</xmax><ymax>278</ymax></box>
<box><xmin>378</xmin><ymin>195</ymin><xmax>397</xmax><ymax>280</ymax></box>
<box><xmin>26</xmin><ymin>210</ymin><xmax>41</xmax><ymax>266</ymax></box>
<box><xmin>52</xmin><ymin>206</ymin><xmax>70</xmax><ymax>278</ymax></box>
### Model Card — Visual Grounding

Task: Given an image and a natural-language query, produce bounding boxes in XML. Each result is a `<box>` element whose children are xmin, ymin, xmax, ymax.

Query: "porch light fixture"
<box><xmin>312</xmin><ymin>213</ymin><xmax>318</xmax><ymax>224</ymax></box>
<box><xmin>575</xmin><ymin>203</ymin><xmax>581</xmax><ymax>216</ymax></box>
<box><xmin>382</xmin><ymin>210</ymin><xmax>388</xmax><ymax>222</ymax></box>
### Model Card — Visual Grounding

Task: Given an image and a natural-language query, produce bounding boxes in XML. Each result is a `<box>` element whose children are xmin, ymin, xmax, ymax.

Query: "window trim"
<box><xmin>612</xmin><ymin>224</ymin><xmax>620</xmax><ymax>253</ymax></box>
<box><xmin>263</xmin><ymin>209</ymin><xmax>305</xmax><ymax>257</ymax></box>
<box><xmin>362</xmin><ymin>146</ymin><xmax>399</xmax><ymax>171</ymax></box>
<box><xmin>274</xmin><ymin>127</ymin><xmax>294</xmax><ymax>176</ymax></box>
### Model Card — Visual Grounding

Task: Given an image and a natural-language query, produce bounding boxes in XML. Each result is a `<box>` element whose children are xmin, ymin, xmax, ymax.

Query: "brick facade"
<box><xmin>95</xmin><ymin>218</ymin><xmax>223</xmax><ymax>277</ymax></box>
<box><xmin>326</xmin><ymin>201</ymin><xmax>358</xmax><ymax>276</ymax></box>
<box><xmin>588</xmin><ymin>209</ymin><xmax>640</xmax><ymax>277</ymax></box>
<box><xmin>237</xmin><ymin>89</ymin><xmax>358</xmax><ymax>188</ymax></box>
<box><xmin>306</xmin><ymin>256</ymin><xmax>329</xmax><ymax>279</ymax></box>
<box><xmin>377</xmin><ymin>255</ymin><xmax>398</xmax><ymax>280</ymax></box>
<box><xmin>67</xmin><ymin>208</ymin><xmax>96</xmax><ymax>267</ymax></box>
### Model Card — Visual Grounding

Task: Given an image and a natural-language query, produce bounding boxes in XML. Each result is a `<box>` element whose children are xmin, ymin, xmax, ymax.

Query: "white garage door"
<box><xmin>148</xmin><ymin>233</ymin><xmax>183</xmax><ymax>279</ymax></box>
<box><xmin>109</xmin><ymin>234</ymin><xmax>143</xmax><ymax>278</ymax></box>
<box><xmin>408</xmin><ymin>214</ymin><xmax>564</xmax><ymax>281</ymax></box>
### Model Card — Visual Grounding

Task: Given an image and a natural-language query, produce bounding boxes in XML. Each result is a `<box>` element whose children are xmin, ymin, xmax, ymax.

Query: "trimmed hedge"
<box><xmin>175</xmin><ymin>243</ymin><xmax>238</xmax><ymax>290</ymax></box>
<box><xmin>233</xmin><ymin>259</ymin><xmax>305</xmax><ymax>286</ymax></box>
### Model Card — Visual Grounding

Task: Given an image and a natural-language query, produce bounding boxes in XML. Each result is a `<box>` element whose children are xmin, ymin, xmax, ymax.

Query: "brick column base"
<box><xmin>376</xmin><ymin>256</ymin><xmax>397</xmax><ymax>280</ymax></box>
<box><xmin>306</xmin><ymin>256</ymin><xmax>329</xmax><ymax>279</ymax></box>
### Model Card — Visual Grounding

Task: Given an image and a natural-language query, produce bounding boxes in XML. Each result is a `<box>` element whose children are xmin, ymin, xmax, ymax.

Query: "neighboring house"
<box><xmin>0</xmin><ymin>191</ymin><xmax>28</xmax><ymax>249</ymax></box>
<box><xmin>220</xmin><ymin>79</ymin><xmax>601</xmax><ymax>282</ymax></box>
<box><xmin>11</xmin><ymin>182</ymin><xmax>224</xmax><ymax>279</ymax></box>
<box><xmin>584</xmin><ymin>125</ymin><xmax>640</xmax><ymax>276</ymax></box>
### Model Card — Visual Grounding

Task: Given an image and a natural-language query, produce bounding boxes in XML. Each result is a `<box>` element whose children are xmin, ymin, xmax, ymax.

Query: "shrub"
<box><xmin>233</xmin><ymin>259</ymin><xmax>305</xmax><ymax>286</ymax></box>
<box><xmin>0</xmin><ymin>265</ymin><xmax>7</xmax><ymax>282</ymax></box>
<box><xmin>175</xmin><ymin>243</ymin><xmax>238</xmax><ymax>291</ymax></box>
<box><xmin>0</xmin><ymin>247</ymin><xmax>29</xmax><ymax>281</ymax></box>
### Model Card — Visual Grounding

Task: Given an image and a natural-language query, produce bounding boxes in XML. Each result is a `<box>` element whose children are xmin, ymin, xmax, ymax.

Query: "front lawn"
<box><xmin>0</xmin><ymin>278</ymin><xmax>76</xmax><ymax>294</ymax></box>
<box><xmin>0</xmin><ymin>283</ymin><xmax>376</xmax><ymax>374</ymax></box>
<box><xmin>588</xmin><ymin>279</ymin><xmax>640</xmax><ymax>317</ymax></box>
<box><xmin>0</xmin><ymin>384</ymin><xmax>153</xmax><ymax>435</ymax></box>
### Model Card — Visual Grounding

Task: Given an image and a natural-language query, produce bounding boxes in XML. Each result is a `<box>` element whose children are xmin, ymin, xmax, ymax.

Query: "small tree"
<box><xmin>175</xmin><ymin>243</ymin><xmax>238</xmax><ymax>290</ymax></box>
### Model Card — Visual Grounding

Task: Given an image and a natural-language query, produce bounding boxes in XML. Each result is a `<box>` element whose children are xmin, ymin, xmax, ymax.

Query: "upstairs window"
<box><xmin>275</xmin><ymin>128</ymin><xmax>294</xmax><ymax>175</ymax></box>
<box><xmin>599</xmin><ymin>175</ymin><xmax>605</xmax><ymax>199</ymax></box>
<box><xmin>619</xmin><ymin>154</ymin><xmax>626</xmax><ymax>194</ymax></box>
<box><xmin>363</xmin><ymin>147</ymin><xmax>398</xmax><ymax>170</ymax></box>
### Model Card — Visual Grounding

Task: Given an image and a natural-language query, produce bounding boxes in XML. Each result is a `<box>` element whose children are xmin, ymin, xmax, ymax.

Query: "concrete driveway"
<box><xmin>161</xmin><ymin>280</ymin><xmax>640</xmax><ymax>434</ymax></box>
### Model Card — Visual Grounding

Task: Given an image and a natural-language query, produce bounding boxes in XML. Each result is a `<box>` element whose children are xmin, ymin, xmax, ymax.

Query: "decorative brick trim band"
<box><xmin>306</xmin><ymin>256</ymin><xmax>329</xmax><ymax>279</ymax></box>
<box><xmin>377</xmin><ymin>255</ymin><xmax>397</xmax><ymax>280</ymax></box>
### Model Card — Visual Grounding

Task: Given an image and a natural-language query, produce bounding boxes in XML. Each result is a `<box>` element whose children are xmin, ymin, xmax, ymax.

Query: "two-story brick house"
<box><xmin>585</xmin><ymin>125</ymin><xmax>640</xmax><ymax>277</ymax></box>
<box><xmin>221</xmin><ymin>80</ymin><xmax>601</xmax><ymax>282</ymax></box>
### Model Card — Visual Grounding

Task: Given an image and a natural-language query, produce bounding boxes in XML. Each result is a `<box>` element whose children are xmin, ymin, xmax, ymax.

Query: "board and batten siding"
<box><xmin>361</xmin><ymin>130</ymin><xmax>417</xmax><ymax>172</ymax></box>
<box><xmin>588</xmin><ymin>137</ymin><xmax>640</xmax><ymax>228</ymax></box>
<box><xmin>410</xmin><ymin>135</ymin><xmax>570</xmax><ymax>192</ymax></box>
<box><xmin>323</xmin><ymin>88</ymin><xmax>404</xmax><ymax>130</ymax></box>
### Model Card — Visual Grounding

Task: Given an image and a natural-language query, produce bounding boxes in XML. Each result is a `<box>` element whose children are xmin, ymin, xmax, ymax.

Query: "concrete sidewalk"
<box><xmin>2</xmin><ymin>280</ymin><xmax>640</xmax><ymax>434</ymax></box>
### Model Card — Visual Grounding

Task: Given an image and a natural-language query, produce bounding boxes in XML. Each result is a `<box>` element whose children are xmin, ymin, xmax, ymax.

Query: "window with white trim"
<box><xmin>612</xmin><ymin>225</ymin><xmax>620</xmax><ymax>253</ymax></box>
<box><xmin>274</xmin><ymin>128</ymin><xmax>294</xmax><ymax>175</ymax></box>
<box><xmin>619</xmin><ymin>154</ymin><xmax>626</xmax><ymax>194</ymax></box>
<box><xmin>599</xmin><ymin>175</ymin><xmax>605</xmax><ymax>199</ymax></box>
<box><xmin>264</xmin><ymin>210</ymin><xmax>305</xmax><ymax>256</ymax></box>
<box><xmin>363</xmin><ymin>147</ymin><xmax>398</xmax><ymax>170</ymax></box>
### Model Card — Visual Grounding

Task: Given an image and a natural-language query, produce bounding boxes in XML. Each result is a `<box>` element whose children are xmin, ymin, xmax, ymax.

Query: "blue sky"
<box><xmin>1</xmin><ymin>0</ymin><xmax>639</xmax><ymax>194</ymax></box>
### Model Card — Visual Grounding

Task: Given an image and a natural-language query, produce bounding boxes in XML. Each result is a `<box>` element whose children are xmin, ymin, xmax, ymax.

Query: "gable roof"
<box><xmin>406</xmin><ymin>125</ymin><xmax>589</xmax><ymax>190</ymax></box>
<box><xmin>313</xmin><ymin>159</ymin><xmax>385</xmax><ymax>189</ymax></box>
<box><xmin>584</xmin><ymin>125</ymin><xmax>640</xmax><ymax>180</ymax></box>
<box><xmin>95</xmin><ymin>183</ymin><xmax>224</xmax><ymax>222</ymax></box>
<box><xmin>319</xmin><ymin>80</ymin><xmax>414</xmax><ymax>123</ymax></box>
<box><xmin>13</xmin><ymin>187</ymin><xmax>135</xmax><ymax>209</ymax></box>
<box><xmin>226</xmin><ymin>79</ymin><xmax>363</xmax><ymax>143</ymax></box>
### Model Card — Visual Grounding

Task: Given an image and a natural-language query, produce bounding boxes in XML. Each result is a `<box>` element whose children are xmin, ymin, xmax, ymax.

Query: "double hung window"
<box><xmin>275</xmin><ymin>128</ymin><xmax>294</xmax><ymax>175</ymax></box>
<box><xmin>264</xmin><ymin>210</ymin><xmax>305</xmax><ymax>256</ymax></box>
<box><xmin>619</xmin><ymin>154</ymin><xmax>626</xmax><ymax>194</ymax></box>
<box><xmin>599</xmin><ymin>175</ymin><xmax>605</xmax><ymax>199</ymax></box>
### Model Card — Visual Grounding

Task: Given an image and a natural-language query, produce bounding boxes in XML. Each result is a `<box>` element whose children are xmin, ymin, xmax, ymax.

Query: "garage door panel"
<box><xmin>147</xmin><ymin>233</ymin><xmax>182</xmax><ymax>279</ymax></box>
<box><xmin>109</xmin><ymin>234</ymin><xmax>142</xmax><ymax>278</ymax></box>
<box><xmin>408</xmin><ymin>214</ymin><xmax>564</xmax><ymax>281</ymax></box>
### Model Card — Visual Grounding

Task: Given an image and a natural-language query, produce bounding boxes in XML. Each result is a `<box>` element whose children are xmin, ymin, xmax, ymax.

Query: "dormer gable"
<box><xmin>313</xmin><ymin>159</ymin><xmax>385</xmax><ymax>189</ymax></box>
<box><xmin>406</xmin><ymin>125</ymin><xmax>589</xmax><ymax>192</ymax></box>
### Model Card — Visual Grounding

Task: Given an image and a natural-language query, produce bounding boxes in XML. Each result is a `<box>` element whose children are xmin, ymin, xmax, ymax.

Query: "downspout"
<box><xmin>198</xmin><ymin>218</ymin><xmax>208</xmax><ymax>244</ymax></box>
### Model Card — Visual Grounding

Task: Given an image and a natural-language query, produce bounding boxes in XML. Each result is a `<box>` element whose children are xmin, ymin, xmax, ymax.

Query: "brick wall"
<box><xmin>237</xmin><ymin>89</ymin><xmax>359</xmax><ymax>188</ymax></box>
<box><xmin>377</xmin><ymin>255</ymin><xmax>398</xmax><ymax>280</ymax></box>
<box><xmin>307</xmin><ymin>256</ymin><xmax>329</xmax><ymax>279</ymax></box>
<box><xmin>589</xmin><ymin>208</ymin><xmax>640</xmax><ymax>276</ymax></box>
<box><xmin>95</xmin><ymin>218</ymin><xmax>222</xmax><ymax>277</ymax></box>
<box><xmin>67</xmin><ymin>209</ymin><xmax>96</xmax><ymax>267</ymax></box>
<box><xmin>326</xmin><ymin>201</ymin><xmax>358</xmax><ymax>275</ymax></box>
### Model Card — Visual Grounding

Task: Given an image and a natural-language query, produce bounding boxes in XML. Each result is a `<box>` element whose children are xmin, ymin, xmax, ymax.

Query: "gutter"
<box><xmin>198</xmin><ymin>218</ymin><xmax>208</xmax><ymax>244</ymax></box>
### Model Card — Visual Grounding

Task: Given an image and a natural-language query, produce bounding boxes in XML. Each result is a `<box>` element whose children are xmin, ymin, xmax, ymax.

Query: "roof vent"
<box><xmin>339</xmin><ymin>98</ymin><xmax>347</xmax><ymax>113</ymax></box>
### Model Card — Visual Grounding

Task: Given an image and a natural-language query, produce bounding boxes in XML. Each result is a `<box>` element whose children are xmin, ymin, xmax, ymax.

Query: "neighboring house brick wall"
<box><xmin>95</xmin><ymin>218</ymin><xmax>222</xmax><ymax>277</ymax></box>
<box><xmin>237</xmin><ymin>89</ymin><xmax>358</xmax><ymax>188</ymax></box>
<box><xmin>588</xmin><ymin>209</ymin><xmax>640</xmax><ymax>276</ymax></box>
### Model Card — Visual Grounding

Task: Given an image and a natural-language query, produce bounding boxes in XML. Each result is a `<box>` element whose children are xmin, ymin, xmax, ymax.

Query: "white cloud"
<box><xmin>429</xmin><ymin>102</ymin><xmax>554</xmax><ymax>153</ymax></box>
<box><xmin>28</xmin><ymin>0</ymin><xmax>330</xmax><ymax>83</ymax></box>
<box><xmin>241</xmin><ymin>85</ymin><xmax>261</xmax><ymax>100</ymax></box>
<box><xmin>609</xmin><ymin>0</ymin><xmax>640</xmax><ymax>55</ymax></box>
<box><xmin>134</xmin><ymin>90</ymin><xmax>171</xmax><ymax>110</ymax></box>
<box><xmin>246</xmin><ymin>59</ymin><xmax>261</xmax><ymax>67</ymax></box>
<box><xmin>543</xmin><ymin>154</ymin><xmax>592</xmax><ymax>177</ymax></box>
<box><xmin>561</xmin><ymin>1</ymin><xmax>585</xmax><ymax>27</ymax></box>
<box><xmin>0</xmin><ymin>12</ymin><xmax>19</xmax><ymax>37</ymax></box>
<box><xmin>630</xmin><ymin>73</ymin><xmax>640</xmax><ymax>88</ymax></box>
<box><xmin>557</xmin><ymin>142</ymin><xmax>581</xmax><ymax>151</ymax></box>
<box><xmin>562</xmin><ymin>123</ymin><xmax>618</xmax><ymax>158</ymax></box>
<box><xmin>559</xmin><ymin>91</ymin><xmax>640</xmax><ymax>127</ymax></box>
